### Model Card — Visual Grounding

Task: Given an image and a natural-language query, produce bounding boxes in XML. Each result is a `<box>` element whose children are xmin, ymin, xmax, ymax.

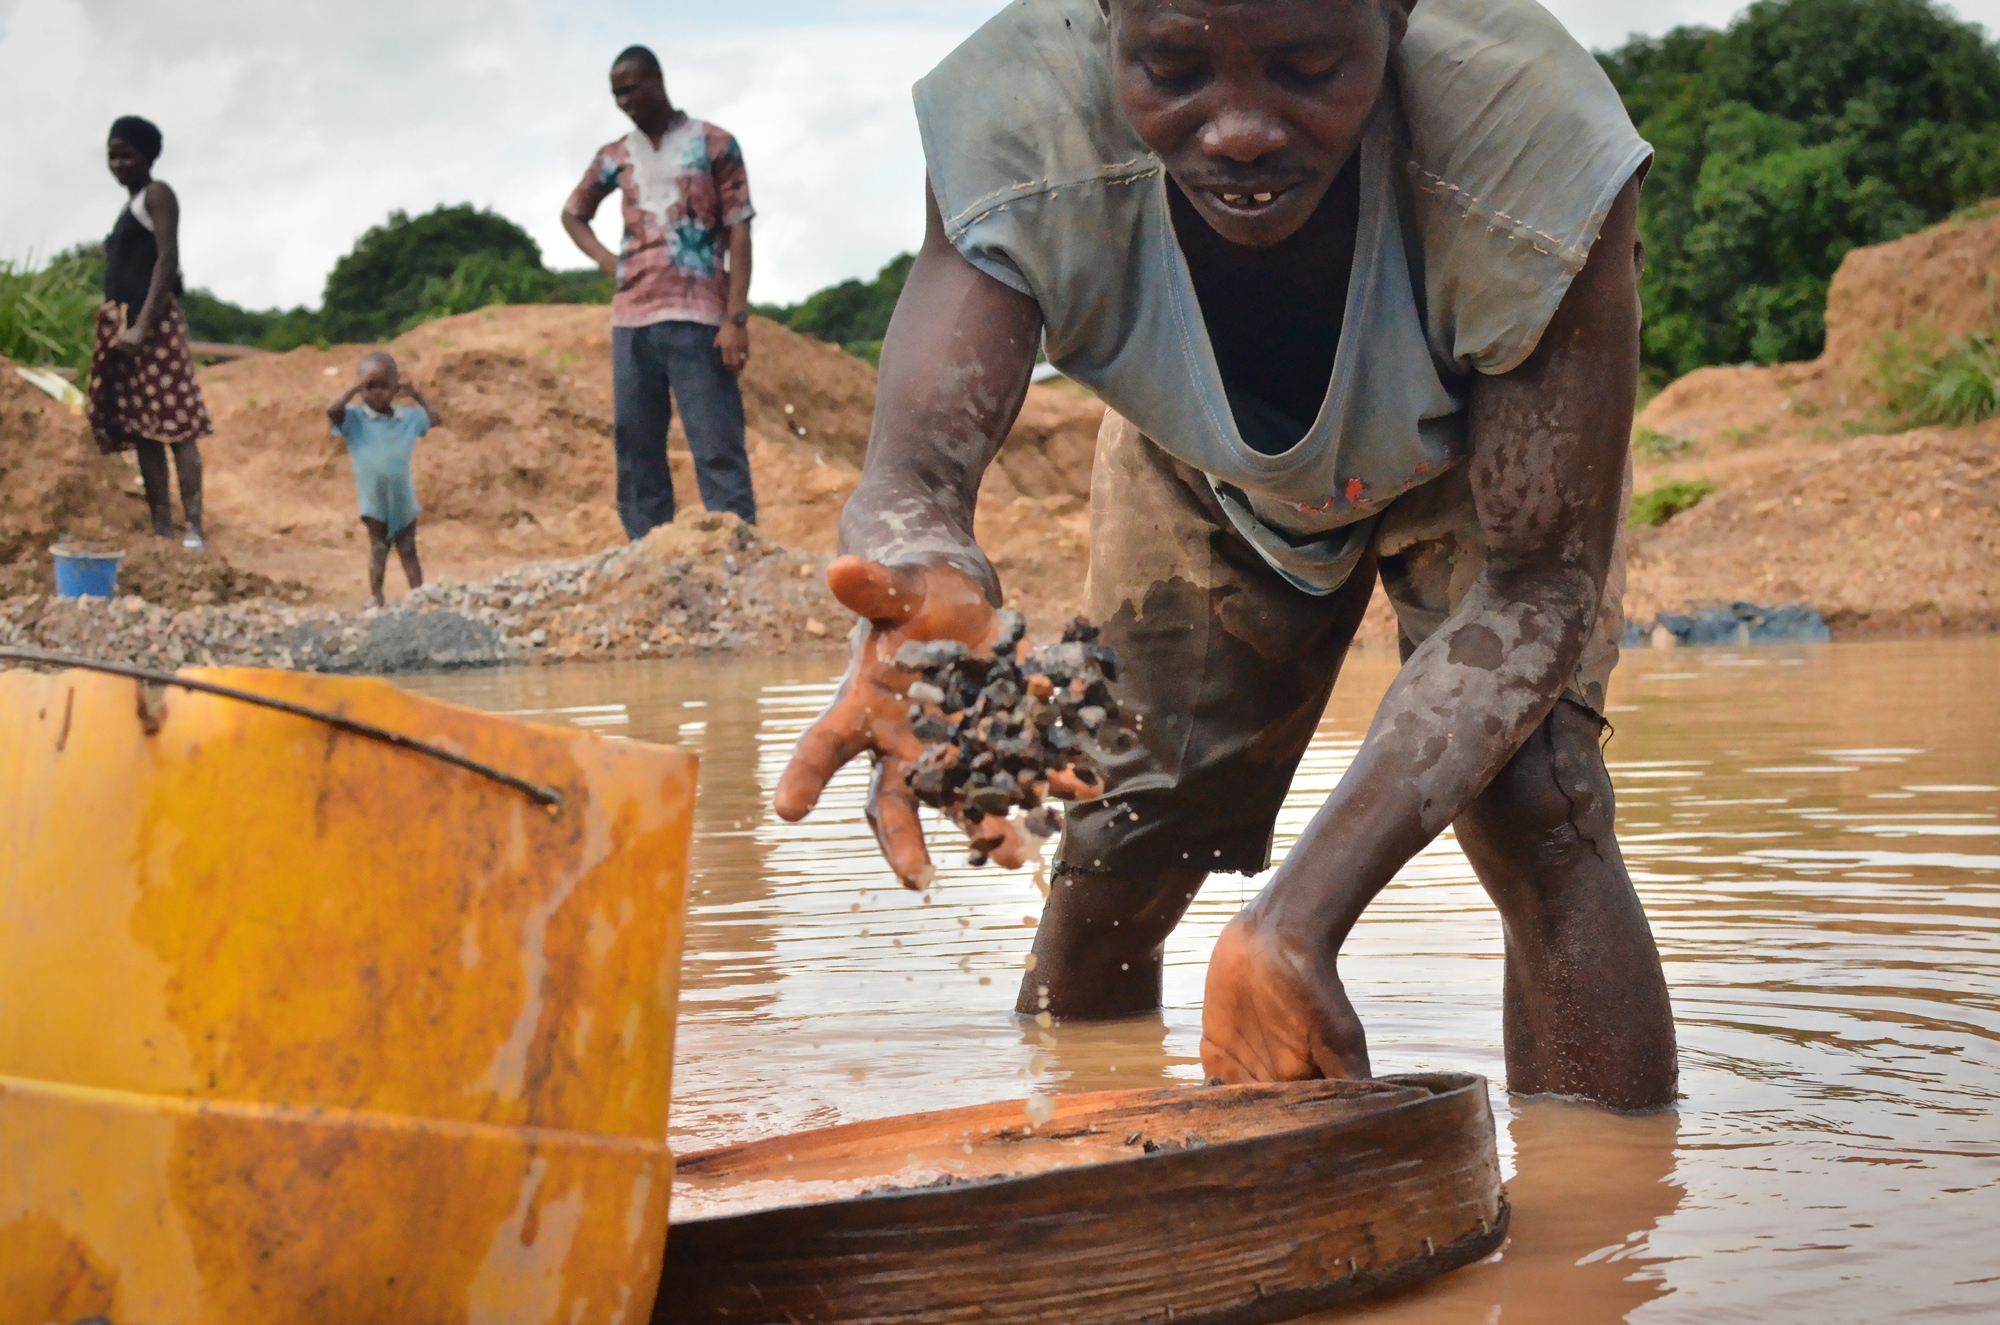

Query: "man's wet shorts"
<box><xmin>1058</xmin><ymin>409</ymin><xmax>1629</xmax><ymax>879</ymax></box>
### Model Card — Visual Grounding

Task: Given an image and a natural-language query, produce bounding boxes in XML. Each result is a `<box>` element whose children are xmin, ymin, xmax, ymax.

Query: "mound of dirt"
<box><xmin>0</xmin><ymin>360</ymin><xmax>128</xmax><ymax>567</ymax></box>
<box><xmin>1626</xmin><ymin>205</ymin><xmax>2000</xmax><ymax>636</ymax></box>
<box><xmin>1821</xmin><ymin>200</ymin><xmax>2000</xmax><ymax>386</ymax></box>
<box><xmin>1625</xmin><ymin>423</ymin><xmax>2000</xmax><ymax>635</ymax></box>
<box><xmin>0</xmin><ymin>360</ymin><xmax>298</xmax><ymax>607</ymax></box>
<box><xmin>186</xmin><ymin>307</ymin><xmax>1108</xmax><ymax>617</ymax></box>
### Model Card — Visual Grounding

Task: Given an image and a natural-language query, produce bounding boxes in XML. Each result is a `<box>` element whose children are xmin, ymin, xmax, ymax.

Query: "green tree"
<box><xmin>180</xmin><ymin>288</ymin><xmax>325</xmax><ymax>351</ymax></box>
<box><xmin>320</xmin><ymin>203</ymin><xmax>545</xmax><ymax>342</ymax></box>
<box><xmin>399</xmin><ymin>251</ymin><xmax>558</xmax><ymax>332</ymax></box>
<box><xmin>177</xmin><ymin>204</ymin><xmax>613</xmax><ymax>349</ymax></box>
<box><xmin>759</xmin><ymin>252</ymin><xmax>914</xmax><ymax>363</ymax></box>
<box><xmin>1601</xmin><ymin>0</ymin><xmax>2000</xmax><ymax>378</ymax></box>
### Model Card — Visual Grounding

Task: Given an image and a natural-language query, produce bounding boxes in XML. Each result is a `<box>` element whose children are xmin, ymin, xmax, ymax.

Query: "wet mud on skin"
<box><xmin>403</xmin><ymin>636</ymin><xmax>2000</xmax><ymax>1322</ymax></box>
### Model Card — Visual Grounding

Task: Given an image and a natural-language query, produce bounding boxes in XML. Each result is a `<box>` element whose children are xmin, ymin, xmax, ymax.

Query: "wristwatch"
<box><xmin>729</xmin><ymin>310</ymin><xmax>750</xmax><ymax>328</ymax></box>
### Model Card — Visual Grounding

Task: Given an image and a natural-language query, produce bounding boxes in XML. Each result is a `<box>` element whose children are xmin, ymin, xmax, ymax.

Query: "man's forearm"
<box><xmin>1255</xmin><ymin>565</ymin><xmax>1599</xmax><ymax>942</ymax></box>
<box><xmin>1253</xmin><ymin>175</ymin><xmax>1644</xmax><ymax>949</ymax></box>
<box><xmin>836</xmin><ymin>183</ymin><xmax>1041</xmax><ymax>596</ymax></box>
<box><xmin>837</xmin><ymin>329</ymin><xmax>1036</xmax><ymax>598</ymax></box>
<box><xmin>725</xmin><ymin>223</ymin><xmax>752</xmax><ymax>315</ymax></box>
<box><xmin>562</xmin><ymin>212</ymin><xmax>617</xmax><ymax>273</ymax></box>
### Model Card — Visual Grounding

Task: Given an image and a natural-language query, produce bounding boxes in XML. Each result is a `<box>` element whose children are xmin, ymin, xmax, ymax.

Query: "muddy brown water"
<box><xmin>403</xmin><ymin>636</ymin><xmax>2000</xmax><ymax>1322</ymax></box>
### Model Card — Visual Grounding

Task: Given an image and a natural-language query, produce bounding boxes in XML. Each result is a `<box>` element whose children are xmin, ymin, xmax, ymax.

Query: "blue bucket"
<box><xmin>51</xmin><ymin>546</ymin><xmax>123</xmax><ymax>599</ymax></box>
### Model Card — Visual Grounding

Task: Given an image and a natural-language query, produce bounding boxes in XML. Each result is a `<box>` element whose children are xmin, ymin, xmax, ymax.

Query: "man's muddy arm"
<box><xmin>1255</xmin><ymin>175</ymin><xmax>1642</xmax><ymax>946</ymax></box>
<box><xmin>772</xmin><ymin>182</ymin><xmax>1040</xmax><ymax>879</ymax></box>
<box><xmin>838</xmin><ymin>181</ymin><xmax>1043</xmax><ymax>603</ymax></box>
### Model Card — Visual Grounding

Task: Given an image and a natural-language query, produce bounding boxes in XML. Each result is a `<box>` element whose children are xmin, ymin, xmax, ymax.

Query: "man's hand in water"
<box><xmin>1201</xmin><ymin>914</ymin><xmax>1369</xmax><ymax>1082</ymax></box>
<box><xmin>775</xmin><ymin>555</ymin><xmax>1031</xmax><ymax>888</ymax></box>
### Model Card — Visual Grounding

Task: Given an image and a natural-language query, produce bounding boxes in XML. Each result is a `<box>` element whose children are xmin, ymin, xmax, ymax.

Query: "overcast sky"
<box><xmin>6</xmin><ymin>0</ymin><xmax>1999</xmax><ymax>311</ymax></box>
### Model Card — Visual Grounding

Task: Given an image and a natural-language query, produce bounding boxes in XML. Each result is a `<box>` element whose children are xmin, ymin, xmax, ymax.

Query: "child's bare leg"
<box><xmin>393</xmin><ymin>520</ymin><xmax>422</xmax><ymax>592</ymax></box>
<box><xmin>361</xmin><ymin>517</ymin><xmax>390</xmax><ymax>607</ymax></box>
<box><xmin>133</xmin><ymin>440</ymin><xmax>176</xmax><ymax>537</ymax></box>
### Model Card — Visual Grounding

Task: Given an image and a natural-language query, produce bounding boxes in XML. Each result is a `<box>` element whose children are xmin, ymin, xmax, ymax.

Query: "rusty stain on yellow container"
<box><xmin>0</xmin><ymin>667</ymin><xmax>696</xmax><ymax>1324</ymax></box>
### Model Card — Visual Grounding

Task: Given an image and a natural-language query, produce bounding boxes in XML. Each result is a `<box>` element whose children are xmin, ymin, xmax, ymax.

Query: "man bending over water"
<box><xmin>776</xmin><ymin>0</ymin><xmax>1677</xmax><ymax>1111</ymax></box>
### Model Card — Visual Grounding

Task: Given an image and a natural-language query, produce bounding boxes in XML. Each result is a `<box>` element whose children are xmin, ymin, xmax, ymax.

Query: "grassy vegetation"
<box><xmin>1633</xmin><ymin>425</ymin><xmax>1696</xmax><ymax>460</ymax></box>
<box><xmin>1873</xmin><ymin>325</ymin><xmax>2000</xmax><ymax>427</ymax></box>
<box><xmin>1630</xmin><ymin>478</ymin><xmax>1717</xmax><ymax>527</ymax></box>
<box><xmin>756</xmin><ymin>253</ymin><xmax>912</xmax><ymax>364</ymax></box>
<box><xmin>0</xmin><ymin>248</ymin><xmax>102</xmax><ymax>374</ymax></box>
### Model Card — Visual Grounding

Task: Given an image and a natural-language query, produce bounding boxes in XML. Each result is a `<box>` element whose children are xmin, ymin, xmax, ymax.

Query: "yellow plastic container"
<box><xmin>0</xmin><ymin>667</ymin><xmax>696</xmax><ymax>1324</ymax></box>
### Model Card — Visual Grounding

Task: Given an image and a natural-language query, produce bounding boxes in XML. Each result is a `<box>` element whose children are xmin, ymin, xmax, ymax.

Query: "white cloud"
<box><xmin>5</xmin><ymin>0</ymin><xmax>2000</xmax><ymax>311</ymax></box>
<box><xmin>0</xmin><ymin>0</ymin><xmax>968</xmax><ymax>308</ymax></box>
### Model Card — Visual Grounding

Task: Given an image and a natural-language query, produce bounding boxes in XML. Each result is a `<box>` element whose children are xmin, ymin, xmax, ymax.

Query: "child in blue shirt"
<box><xmin>325</xmin><ymin>352</ymin><xmax>441</xmax><ymax>607</ymax></box>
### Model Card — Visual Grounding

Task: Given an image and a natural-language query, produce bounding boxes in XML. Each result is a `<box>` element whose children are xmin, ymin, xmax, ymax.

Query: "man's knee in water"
<box><xmin>1021</xmin><ymin>862</ymin><xmax>1207</xmax><ymax>1019</ymax></box>
<box><xmin>1469</xmin><ymin>703</ymin><xmax>1616</xmax><ymax>872</ymax></box>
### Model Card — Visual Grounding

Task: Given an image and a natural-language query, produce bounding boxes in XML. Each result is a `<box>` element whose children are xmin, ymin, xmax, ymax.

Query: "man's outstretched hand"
<box><xmin>775</xmin><ymin>555</ymin><xmax>1026</xmax><ymax>889</ymax></box>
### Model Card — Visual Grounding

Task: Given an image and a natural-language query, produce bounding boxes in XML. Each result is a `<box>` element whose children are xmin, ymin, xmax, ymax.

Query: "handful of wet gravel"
<box><xmin>893</xmin><ymin>612</ymin><xmax>1129</xmax><ymax>864</ymax></box>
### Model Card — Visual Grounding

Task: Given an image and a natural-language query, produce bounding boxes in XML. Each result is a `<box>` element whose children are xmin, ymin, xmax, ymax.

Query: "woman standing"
<box><xmin>88</xmin><ymin>115</ymin><xmax>213</xmax><ymax>550</ymax></box>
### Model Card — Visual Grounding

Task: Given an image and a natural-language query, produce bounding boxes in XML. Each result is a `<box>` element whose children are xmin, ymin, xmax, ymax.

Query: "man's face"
<box><xmin>1109</xmin><ymin>0</ymin><xmax>1403</xmax><ymax>247</ymax></box>
<box><xmin>610</xmin><ymin>60</ymin><xmax>672</xmax><ymax>130</ymax></box>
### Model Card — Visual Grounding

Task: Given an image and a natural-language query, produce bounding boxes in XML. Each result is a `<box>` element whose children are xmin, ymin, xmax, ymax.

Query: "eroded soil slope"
<box><xmin>1629</xmin><ymin>205</ymin><xmax>2000</xmax><ymax>635</ymax></box>
<box><xmin>185</xmin><ymin>307</ymin><xmax>1102</xmax><ymax>627</ymax></box>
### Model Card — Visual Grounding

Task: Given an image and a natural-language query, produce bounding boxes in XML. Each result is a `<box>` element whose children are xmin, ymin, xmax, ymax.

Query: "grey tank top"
<box><xmin>914</xmin><ymin>0</ymin><xmax>1650</xmax><ymax>594</ymax></box>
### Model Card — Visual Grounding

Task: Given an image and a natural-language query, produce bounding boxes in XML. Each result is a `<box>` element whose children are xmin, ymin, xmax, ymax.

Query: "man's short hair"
<box><xmin>613</xmin><ymin>45</ymin><xmax>663</xmax><ymax>79</ymax></box>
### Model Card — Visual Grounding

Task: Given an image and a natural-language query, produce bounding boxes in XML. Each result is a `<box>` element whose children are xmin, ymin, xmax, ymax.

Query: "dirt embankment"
<box><xmin>0</xmin><ymin>361</ymin><xmax>301</xmax><ymax>606</ymax></box>
<box><xmin>3</xmin><ymin>307</ymin><xmax>1105</xmax><ymax>640</ymax></box>
<box><xmin>187</xmin><ymin>307</ymin><xmax>1101</xmax><ymax>633</ymax></box>
<box><xmin>1630</xmin><ymin>205</ymin><xmax>2000</xmax><ymax>636</ymax></box>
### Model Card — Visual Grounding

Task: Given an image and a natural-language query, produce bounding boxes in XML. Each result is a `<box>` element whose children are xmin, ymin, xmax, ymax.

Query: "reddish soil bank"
<box><xmin>1631</xmin><ymin>204</ymin><xmax>2000</xmax><ymax>636</ymax></box>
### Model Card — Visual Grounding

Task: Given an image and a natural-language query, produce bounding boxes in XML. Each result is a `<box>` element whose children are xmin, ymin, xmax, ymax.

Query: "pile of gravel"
<box><xmin>0</xmin><ymin>593</ymin><xmax>499</xmax><ymax>675</ymax></box>
<box><xmin>0</xmin><ymin>514</ymin><xmax>845</xmax><ymax>675</ymax></box>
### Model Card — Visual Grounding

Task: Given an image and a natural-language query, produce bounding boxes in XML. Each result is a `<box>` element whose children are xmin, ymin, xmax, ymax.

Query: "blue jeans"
<box><xmin>611</xmin><ymin>320</ymin><xmax>756</xmax><ymax>538</ymax></box>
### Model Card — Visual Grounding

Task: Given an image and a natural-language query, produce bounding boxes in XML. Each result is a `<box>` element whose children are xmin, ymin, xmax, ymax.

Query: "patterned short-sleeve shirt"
<box><xmin>565</xmin><ymin>116</ymin><xmax>754</xmax><ymax>328</ymax></box>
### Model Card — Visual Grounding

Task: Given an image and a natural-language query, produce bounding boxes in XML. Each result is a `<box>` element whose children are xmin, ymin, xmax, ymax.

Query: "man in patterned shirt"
<box><xmin>564</xmin><ymin>44</ymin><xmax>758</xmax><ymax>538</ymax></box>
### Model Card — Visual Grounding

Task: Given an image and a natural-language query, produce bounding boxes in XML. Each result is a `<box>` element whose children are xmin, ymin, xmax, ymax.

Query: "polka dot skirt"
<box><xmin>88</xmin><ymin>296</ymin><xmax>215</xmax><ymax>453</ymax></box>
